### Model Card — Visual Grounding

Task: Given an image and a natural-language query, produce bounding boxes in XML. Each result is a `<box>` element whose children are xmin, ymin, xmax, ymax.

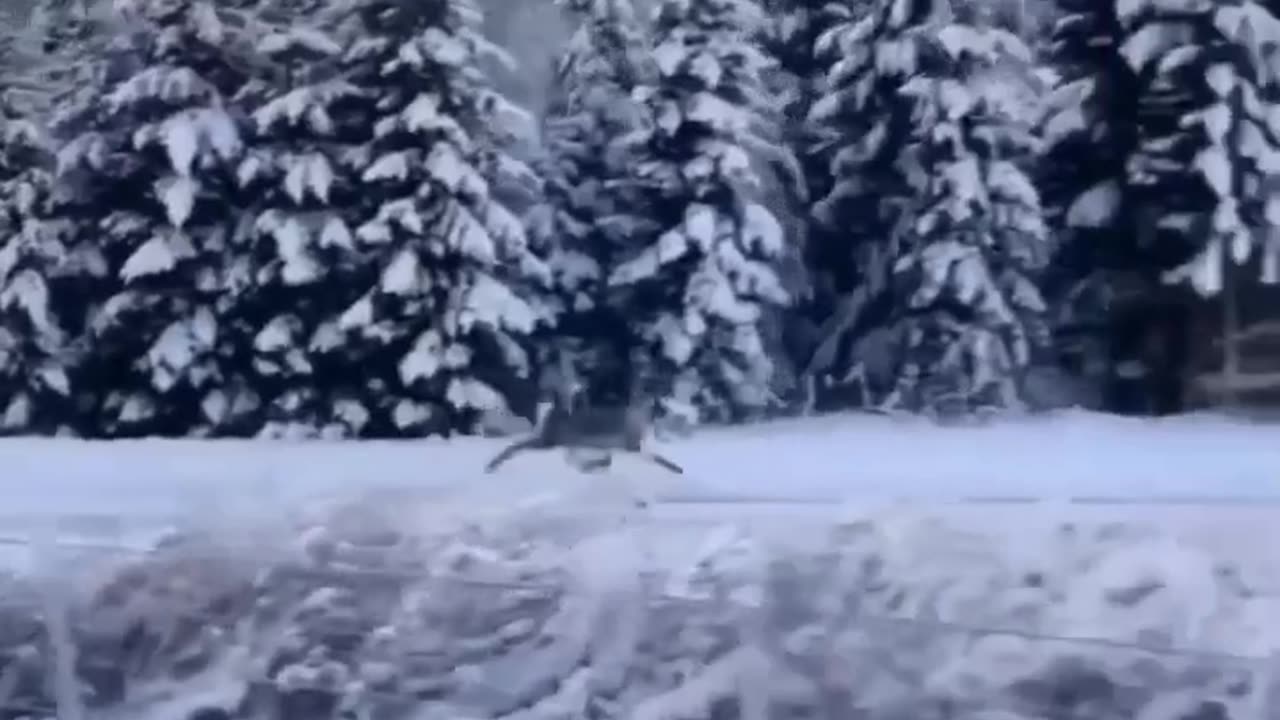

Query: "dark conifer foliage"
<box><xmin>231</xmin><ymin>11</ymin><xmax>372</xmax><ymax>437</ymax></box>
<box><xmin>610</xmin><ymin>0</ymin><xmax>791</xmax><ymax>423</ymax></box>
<box><xmin>526</xmin><ymin>0</ymin><xmax>650</xmax><ymax>407</ymax></box>
<box><xmin>327</xmin><ymin>0</ymin><xmax>553</xmax><ymax>436</ymax></box>
<box><xmin>1042</xmin><ymin>0</ymin><xmax>1280</xmax><ymax>414</ymax></box>
<box><xmin>0</xmin><ymin>0</ymin><xmax>1278</xmax><ymax>435</ymax></box>
<box><xmin>0</xmin><ymin>97</ymin><xmax>73</xmax><ymax>433</ymax></box>
<box><xmin>50</xmin><ymin>0</ymin><xmax>256</xmax><ymax>436</ymax></box>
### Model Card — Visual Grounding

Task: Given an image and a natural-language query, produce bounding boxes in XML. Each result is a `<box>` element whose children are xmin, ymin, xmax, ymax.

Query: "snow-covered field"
<box><xmin>0</xmin><ymin>409</ymin><xmax>1277</xmax><ymax>540</ymax></box>
<box><xmin>2</xmin><ymin>410</ymin><xmax>1280</xmax><ymax>719</ymax></box>
<box><xmin>4</xmin><ymin>408</ymin><xmax>1280</xmax><ymax>510</ymax></box>
<box><xmin>0</xmin><ymin>409</ymin><xmax>1279</xmax><ymax>573</ymax></box>
<box><xmin>0</xmin><ymin>408</ymin><xmax>1278</xmax><ymax>579</ymax></box>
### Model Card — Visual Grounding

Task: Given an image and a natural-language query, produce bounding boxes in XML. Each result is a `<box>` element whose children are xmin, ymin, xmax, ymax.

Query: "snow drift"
<box><xmin>0</xmin><ymin>489</ymin><xmax>1276</xmax><ymax>720</ymax></box>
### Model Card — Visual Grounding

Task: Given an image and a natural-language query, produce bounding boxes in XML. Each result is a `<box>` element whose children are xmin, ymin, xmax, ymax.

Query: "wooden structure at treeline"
<box><xmin>1184</xmin><ymin>260</ymin><xmax>1280</xmax><ymax>413</ymax></box>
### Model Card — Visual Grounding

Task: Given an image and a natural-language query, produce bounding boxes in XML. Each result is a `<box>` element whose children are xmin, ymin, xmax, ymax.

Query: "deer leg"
<box><xmin>640</xmin><ymin>451</ymin><xmax>684</xmax><ymax>475</ymax></box>
<box><xmin>484</xmin><ymin>437</ymin><xmax>542</xmax><ymax>473</ymax></box>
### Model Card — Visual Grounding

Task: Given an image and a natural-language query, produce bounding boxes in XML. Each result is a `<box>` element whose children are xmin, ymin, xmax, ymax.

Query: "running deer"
<box><xmin>483</xmin><ymin>393</ymin><xmax>684</xmax><ymax>475</ymax></box>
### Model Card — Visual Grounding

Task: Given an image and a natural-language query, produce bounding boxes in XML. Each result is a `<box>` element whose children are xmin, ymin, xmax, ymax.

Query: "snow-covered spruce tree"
<box><xmin>611</xmin><ymin>0</ymin><xmax>789</xmax><ymax>424</ymax></box>
<box><xmin>330</xmin><ymin>0</ymin><xmax>552</xmax><ymax>437</ymax></box>
<box><xmin>1124</xmin><ymin>2</ymin><xmax>1280</xmax><ymax>294</ymax></box>
<box><xmin>526</xmin><ymin>0</ymin><xmax>650</xmax><ymax>406</ymax></box>
<box><xmin>1038</xmin><ymin>0</ymin><xmax>1203</xmax><ymax>415</ymax></box>
<box><xmin>229</xmin><ymin>15</ymin><xmax>377</xmax><ymax>438</ymax></box>
<box><xmin>761</xmin><ymin>0</ymin><xmax>866</xmax><ymax>298</ymax></box>
<box><xmin>802</xmin><ymin>0</ymin><xmax>936</xmax><ymax>410</ymax></box>
<box><xmin>1128</xmin><ymin>1</ymin><xmax>1280</xmax><ymax>411</ymax></box>
<box><xmin>879</xmin><ymin>11</ymin><xmax>1050</xmax><ymax>415</ymax></box>
<box><xmin>0</xmin><ymin>98</ymin><xmax>75</xmax><ymax>433</ymax></box>
<box><xmin>1042</xmin><ymin>0</ymin><xmax>1280</xmax><ymax>414</ymax></box>
<box><xmin>805</xmin><ymin>0</ymin><xmax>1049</xmax><ymax>417</ymax></box>
<box><xmin>51</xmin><ymin>0</ymin><xmax>253</xmax><ymax>437</ymax></box>
<box><xmin>756</xmin><ymin>0</ymin><xmax>868</xmax><ymax>400</ymax></box>
<box><xmin>1036</xmin><ymin>0</ymin><xmax>1139</xmax><ymax>408</ymax></box>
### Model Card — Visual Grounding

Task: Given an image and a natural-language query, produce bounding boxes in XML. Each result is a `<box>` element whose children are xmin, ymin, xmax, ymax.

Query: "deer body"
<box><xmin>483</xmin><ymin>397</ymin><xmax>684</xmax><ymax>475</ymax></box>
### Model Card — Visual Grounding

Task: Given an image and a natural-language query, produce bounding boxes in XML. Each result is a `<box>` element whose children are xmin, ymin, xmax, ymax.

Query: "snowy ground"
<box><xmin>2</xmin><ymin>410</ymin><xmax>1280</xmax><ymax>718</ymax></box>
<box><xmin>3</xmin><ymin>408</ymin><xmax>1279</xmax><ymax>509</ymax></box>
<box><xmin>1</xmin><ymin>409</ymin><xmax>1278</xmax><ymax>580</ymax></box>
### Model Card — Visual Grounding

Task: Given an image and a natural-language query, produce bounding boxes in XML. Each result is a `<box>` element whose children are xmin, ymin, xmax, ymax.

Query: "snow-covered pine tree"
<box><xmin>1125</xmin><ymin>2</ymin><xmax>1280</xmax><ymax>294</ymax></box>
<box><xmin>526</xmin><ymin>0</ymin><xmax>650</xmax><ymax>406</ymax></box>
<box><xmin>1036</xmin><ymin>0</ymin><xmax>1139</xmax><ymax>406</ymax></box>
<box><xmin>757</xmin><ymin>0</ymin><xmax>868</xmax><ymax>400</ymax></box>
<box><xmin>882</xmin><ymin>9</ymin><xmax>1050</xmax><ymax>415</ymax></box>
<box><xmin>230</xmin><ymin>11</ymin><xmax>375</xmax><ymax>438</ymax></box>
<box><xmin>762</xmin><ymin>0</ymin><xmax>865</xmax><ymax>298</ymax></box>
<box><xmin>1042</xmin><ymin>0</ymin><xmax>1280</xmax><ymax>414</ymax></box>
<box><xmin>51</xmin><ymin>0</ymin><xmax>253</xmax><ymax>436</ymax></box>
<box><xmin>803</xmin><ymin>0</ymin><xmax>936</xmax><ymax>409</ymax></box>
<box><xmin>331</xmin><ymin>0</ymin><xmax>552</xmax><ymax>437</ymax></box>
<box><xmin>805</xmin><ymin>0</ymin><xmax>1049</xmax><ymax>417</ymax></box>
<box><xmin>611</xmin><ymin>0</ymin><xmax>789</xmax><ymax>424</ymax></box>
<box><xmin>1129</xmin><ymin>1</ymin><xmax>1280</xmax><ymax>409</ymax></box>
<box><xmin>0</xmin><ymin>97</ymin><xmax>75</xmax><ymax>433</ymax></box>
